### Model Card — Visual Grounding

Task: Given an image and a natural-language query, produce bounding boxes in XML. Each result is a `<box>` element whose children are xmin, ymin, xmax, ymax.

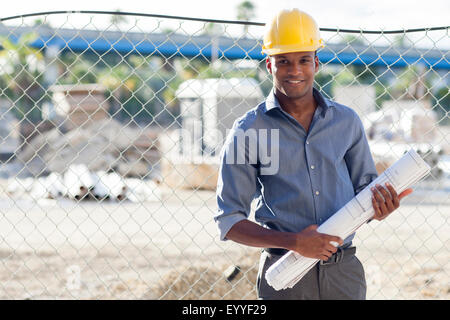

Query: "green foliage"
<box><xmin>2</xmin><ymin>28</ymin><xmax>442</xmax><ymax>128</ymax></box>
<box><xmin>432</xmin><ymin>86</ymin><xmax>450</xmax><ymax>124</ymax></box>
<box><xmin>236</xmin><ymin>0</ymin><xmax>256</xmax><ymax>21</ymax></box>
<box><xmin>236</xmin><ymin>0</ymin><xmax>256</xmax><ymax>34</ymax></box>
<box><xmin>387</xmin><ymin>65</ymin><xmax>434</xmax><ymax>102</ymax></box>
<box><xmin>98</xmin><ymin>57</ymin><xmax>162</xmax><ymax>123</ymax></box>
<box><xmin>393</xmin><ymin>34</ymin><xmax>413</xmax><ymax>48</ymax></box>
<box><xmin>334</xmin><ymin>68</ymin><xmax>356</xmax><ymax>86</ymax></box>
<box><xmin>54</xmin><ymin>53</ymin><xmax>166</xmax><ymax>124</ymax></box>
<box><xmin>57</xmin><ymin>55</ymin><xmax>97</xmax><ymax>84</ymax></box>
<box><xmin>341</xmin><ymin>35</ymin><xmax>367</xmax><ymax>47</ymax></box>
<box><xmin>203</xmin><ymin>23</ymin><xmax>223</xmax><ymax>36</ymax></box>
<box><xmin>0</xmin><ymin>32</ymin><xmax>46</xmax><ymax>122</ymax></box>
<box><xmin>314</xmin><ymin>68</ymin><xmax>334</xmax><ymax>98</ymax></box>
<box><xmin>110</xmin><ymin>10</ymin><xmax>129</xmax><ymax>27</ymax></box>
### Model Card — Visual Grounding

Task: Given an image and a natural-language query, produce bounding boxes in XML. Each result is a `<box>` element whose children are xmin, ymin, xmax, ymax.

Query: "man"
<box><xmin>214</xmin><ymin>9</ymin><xmax>412</xmax><ymax>300</ymax></box>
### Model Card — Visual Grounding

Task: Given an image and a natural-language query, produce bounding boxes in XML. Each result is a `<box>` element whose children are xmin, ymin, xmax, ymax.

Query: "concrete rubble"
<box><xmin>6</xmin><ymin>164</ymin><xmax>161</xmax><ymax>203</ymax></box>
<box><xmin>15</xmin><ymin>118</ymin><xmax>160</xmax><ymax>177</ymax></box>
<box><xmin>5</xmin><ymin>118</ymin><xmax>162</xmax><ymax>202</ymax></box>
<box><xmin>363</xmin><ymin>99</ymin><xmax>446</xmax><ymax>178</ymax></box>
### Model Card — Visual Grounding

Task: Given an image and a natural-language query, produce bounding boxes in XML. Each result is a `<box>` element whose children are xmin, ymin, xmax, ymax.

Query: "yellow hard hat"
<box><xmin>261</xmin><ymin>9</ymin><xmax>324</xmax><ymax>56</ymax></box>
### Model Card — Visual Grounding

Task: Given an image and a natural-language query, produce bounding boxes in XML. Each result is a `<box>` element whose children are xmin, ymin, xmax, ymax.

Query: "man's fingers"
<box><xmin>372</xmin><ymin>195</ymin><xmax>382</xmax><ymax>220</ymax></box>
<box><xmin>384</xmin><ymin>182</ymin><xmax>398</xmax><ymax>197</ymax></box>
<box><xmin>372</xmin><ymin>186</ymin><xmax>388</xmax><ymax>214</ymax></box>
<box><xmin>323</xmin><ymin>236</ymin><xmax>342</xmax><ymax>253</ymax></box>
<box><xmin>324</xmin><ymin>242</ymin><xmax>338</xmax><ymax>253</ymax></box>
<box><xmin>327</xmin><ymin>236</ymin><xmax>343</xmax><ymax>246</ymax></box>
<box><xmin>319</xmin><ymin>250</ymin><xmax>333</xmax><ymax>259</ymax></box>
<box><xmin>376</xmin><ymin>184</ymin><xmax>392</xmax><ymax>201</ymax></box>
<box><xmin>385</xmin><ymin>183</ymin><xmax>400</xmax><ymax>207</ymax></box>
<box><xmin>376</xmin><ymin>184</ymin><xmax>396</xmax><ymax>212</ymax></box>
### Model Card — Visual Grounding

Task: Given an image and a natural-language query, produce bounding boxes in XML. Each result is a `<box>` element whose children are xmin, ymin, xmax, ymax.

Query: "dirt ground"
<box><xmin>0</xmin><ymin>181</ymin><xmax>448</xmax><ymax>300</ymax></box>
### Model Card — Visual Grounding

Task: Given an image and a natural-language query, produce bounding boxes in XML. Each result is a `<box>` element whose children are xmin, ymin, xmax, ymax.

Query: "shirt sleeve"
<box><xmin>215</xmin><ymin>122</ymin><xmax>259</xmax><ymax>241</ymax></box>
<box><xmin>344</xmin><ymin>113</ymin><xmax>379</xmax><ymax>195</ymax></box>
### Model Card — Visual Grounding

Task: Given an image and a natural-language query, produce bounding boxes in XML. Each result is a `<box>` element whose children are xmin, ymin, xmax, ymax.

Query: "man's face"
<box><xmin>266</xmin><ymin>51</ymin><xmax>319</xmax><ymax>100</ymax></box>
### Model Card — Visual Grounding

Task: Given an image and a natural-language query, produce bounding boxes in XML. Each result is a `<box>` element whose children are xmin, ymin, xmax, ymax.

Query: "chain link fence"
<box><xmin>0</xmin><ymin>11</ymin><xmax>448</xmax><ymax>299</ymax></box>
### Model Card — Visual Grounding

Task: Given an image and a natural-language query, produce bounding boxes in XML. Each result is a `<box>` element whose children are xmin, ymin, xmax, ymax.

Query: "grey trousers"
<box><xmin>256</xmin><ymin>248</ymin><xmax>367</xmax><ymax>300</ymax></box>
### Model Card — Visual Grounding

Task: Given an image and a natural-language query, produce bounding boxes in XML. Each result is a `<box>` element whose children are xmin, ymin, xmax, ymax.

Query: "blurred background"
<box><xmin>0</xmin><ymin>0</ymin><xmax>448</xmax><ymax>299</ymax></box>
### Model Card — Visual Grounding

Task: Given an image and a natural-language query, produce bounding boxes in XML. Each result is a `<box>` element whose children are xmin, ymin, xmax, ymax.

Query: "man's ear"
<box><xmin>266</xmin><ymin>57</ymin><xmax>272</xmax><ymax>75</ymax></box>
<box><xmin>314</xmin><ymin>55</ymin><xmax>319</xmax><ymax>73</ymax></box>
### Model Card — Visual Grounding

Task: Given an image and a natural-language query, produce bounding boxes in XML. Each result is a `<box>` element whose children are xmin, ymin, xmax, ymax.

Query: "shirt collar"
<box><xmin>264</xmin><ymin>87</ymin><xmax>332</xmax><ymax>117</ymax></box>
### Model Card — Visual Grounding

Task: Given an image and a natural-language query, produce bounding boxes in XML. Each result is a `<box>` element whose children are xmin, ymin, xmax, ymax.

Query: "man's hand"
<box><xmin>291</xmin><ymin>225</ymin><xmax>343</xmax><ymax>261</ymax></box>
<box><xmin>371</xmin><ymin>182</ymin><xmax>413</xmax><ymax>221</ymax></box>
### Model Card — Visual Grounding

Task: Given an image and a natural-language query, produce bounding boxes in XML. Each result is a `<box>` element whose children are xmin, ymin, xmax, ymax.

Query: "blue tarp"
<box><xmin>3</xmin><ymin>27</ymin><xmax>449</xmax><ymax>70</ymax></box>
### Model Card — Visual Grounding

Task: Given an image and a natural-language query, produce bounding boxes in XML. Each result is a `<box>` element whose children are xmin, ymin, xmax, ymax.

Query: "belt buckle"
<box><xmin>320</xmin><ymin>247</ymin><xmax>344</xmax><ymax>265</ymax></box>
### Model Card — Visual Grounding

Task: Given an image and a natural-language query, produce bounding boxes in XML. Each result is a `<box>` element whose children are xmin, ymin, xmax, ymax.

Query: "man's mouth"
<box><xmin>285</xmin><ymin>80</ymin><xmax>305</xmax><ymax>85</ymax></box>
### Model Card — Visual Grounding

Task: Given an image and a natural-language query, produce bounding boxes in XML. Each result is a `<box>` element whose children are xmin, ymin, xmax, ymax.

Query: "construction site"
<box><xmin>0</xmin><ymin>10</ymin><xmax>448</xmax><ymax>299</ymax></box>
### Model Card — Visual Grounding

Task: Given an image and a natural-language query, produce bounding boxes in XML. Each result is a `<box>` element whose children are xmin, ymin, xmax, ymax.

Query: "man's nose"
<box><xmin>287</xmin><ymin>62</ymin><xmax>303</xmax><ymax>76</ymax></box>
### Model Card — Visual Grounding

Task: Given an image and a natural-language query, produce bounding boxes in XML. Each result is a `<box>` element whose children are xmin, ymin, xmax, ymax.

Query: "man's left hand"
<box><xmin>371</xmin><ymin>183</ymin><xmax>413</xmax><ymax>221</ymax></box>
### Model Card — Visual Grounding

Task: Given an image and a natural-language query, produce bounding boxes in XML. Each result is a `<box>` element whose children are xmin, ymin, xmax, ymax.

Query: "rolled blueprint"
<box><xmin>265</xmin><ymin>149</ymin><xmax>431</xmax><ymax>291</ymax></box>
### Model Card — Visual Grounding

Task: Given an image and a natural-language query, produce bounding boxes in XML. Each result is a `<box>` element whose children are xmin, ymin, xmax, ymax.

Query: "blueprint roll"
<box><xmin>265</xmin><ymin>149</ymin><xmax>431</xmax><ymax>291</ymax></box>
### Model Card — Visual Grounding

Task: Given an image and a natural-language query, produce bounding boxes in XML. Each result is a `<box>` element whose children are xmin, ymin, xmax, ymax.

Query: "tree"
<box><xmin>433</xmin><ymin>86</ymin><xmax>449</xmax><ymax>124</ymax></box>
<box><xmin>393</xmin><ymin>34</ymin><xmax>413</xmax><ymax>48</ymax></box>
<box><xmin>236</xmin><ymin>1</ymin><xmax>256</xmax><ymax>35</ymax></box>
<box><xmin>331</xmin><ymin>34</ymin><xmax>390</xmax><ymax>109</ymax></box>
<box><xmin>0</xmin><ymin>32</ymin><xmax>46</xmax><ymax>122</ymax></box>
<box><xmin>110</xmin><ymin>9</ymin><xmax>128</xmax><ymax>28</ymax></box>
<box><xmin>203</xmin><ymin>23</ymin><xmax>223</xmax><ymax>63</ymax></box>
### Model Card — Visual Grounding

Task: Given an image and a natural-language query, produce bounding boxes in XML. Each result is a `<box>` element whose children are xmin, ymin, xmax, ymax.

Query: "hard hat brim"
<box><xmin>261</xmin><ymin>42</ymin><xmax>325</xmax><ymax>56</ymax></box>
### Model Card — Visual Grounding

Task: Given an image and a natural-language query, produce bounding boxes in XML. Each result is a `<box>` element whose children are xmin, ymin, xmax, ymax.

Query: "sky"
<box><xmin>0</xmin><ymin>0</ymin><xmax>448</xmax><ymax>50</ymax></box>
<box><xmin>1</xmin><ymin>0</ymin><xmax>449</xmax><ymax>30</ymax></box>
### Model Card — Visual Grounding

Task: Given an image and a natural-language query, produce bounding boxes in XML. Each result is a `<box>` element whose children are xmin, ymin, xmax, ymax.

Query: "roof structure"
<box><xmin>0</xmin><ymin>25</ymin><xmax>448</xmax><ymax>70</ymax></box>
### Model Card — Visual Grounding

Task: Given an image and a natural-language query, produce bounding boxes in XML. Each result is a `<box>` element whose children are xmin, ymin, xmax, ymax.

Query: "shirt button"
<box><xmin>315</xmin><ymin>191</ymin><xmax>320</xmax><ymax>196</ymax></box>
<box><xmin>306</xmin><ymin>141</ymin><xmax>310</xmax><ymax>145</ymax></box>
<box><xmin>310</xmin><ymin>165</ymin><xmax>315</xmax><ymax>169</ymax></box>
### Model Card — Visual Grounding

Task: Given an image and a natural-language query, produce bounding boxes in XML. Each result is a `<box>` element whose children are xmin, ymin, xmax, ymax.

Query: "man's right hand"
<box><xmin>290</xmin><ymin>225</ymin><xmax>343</xmax><ymax>261</ymax></box>
<box><xmin>225</xmin><ymin>220</ymin><xmax>343</xmax><ymax>261</ymax></box>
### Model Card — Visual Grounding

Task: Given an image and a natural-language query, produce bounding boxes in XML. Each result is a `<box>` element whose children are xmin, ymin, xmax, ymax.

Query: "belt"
<box><xmin>264</xmin><ymin>245</ymin><xmax>356</xmax><ymax>266</ymax></box>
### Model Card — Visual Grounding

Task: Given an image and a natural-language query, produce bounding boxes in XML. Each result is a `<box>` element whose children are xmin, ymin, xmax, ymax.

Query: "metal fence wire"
<box><xmin>0</xmin><ymin>11</ymin><xmax>448</xmax><ymax>300</ymax></box>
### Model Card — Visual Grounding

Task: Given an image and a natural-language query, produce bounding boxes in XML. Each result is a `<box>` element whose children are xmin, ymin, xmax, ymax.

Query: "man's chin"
<box><xmin>283</xmin><ymin>90</ymin><xmax>309</xmax><ymax>99</ymax></box>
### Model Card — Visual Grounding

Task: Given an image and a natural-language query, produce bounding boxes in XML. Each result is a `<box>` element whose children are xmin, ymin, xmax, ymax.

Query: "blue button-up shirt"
<box><xmin>215</xmin><ymin>88</ymin><xmax>378</xmax><ymax>245</ymax></box>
